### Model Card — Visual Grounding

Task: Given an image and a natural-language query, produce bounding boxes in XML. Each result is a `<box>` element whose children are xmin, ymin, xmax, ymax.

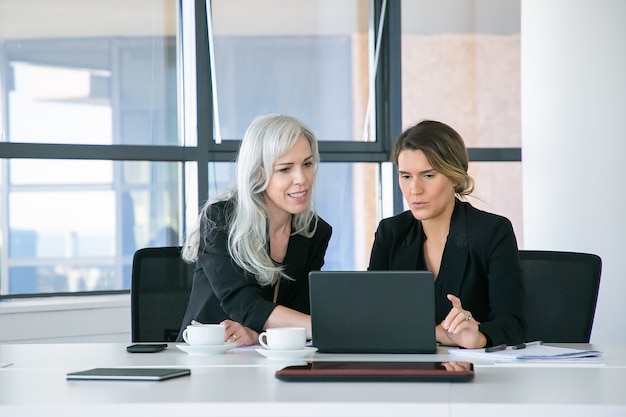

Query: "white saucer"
<box><xmin>176</xmin><ymin>343</ymin><xmax>235</xmax><ymax>355</ymax></box>
<box><xmin>255</xmin><ymin>346</ymin><xmax>318</xmax><ymax>360</ymax></box>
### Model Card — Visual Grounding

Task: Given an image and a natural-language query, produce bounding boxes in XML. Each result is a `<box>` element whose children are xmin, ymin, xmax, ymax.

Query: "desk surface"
<box><xmin>1</xmin><ymin>343</ymin><xmax>625</xmax><ymax>417</ymax></box>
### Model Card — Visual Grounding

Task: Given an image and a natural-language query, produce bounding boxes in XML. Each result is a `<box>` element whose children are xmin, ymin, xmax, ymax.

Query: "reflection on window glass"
<box><xmin>401</xmin><ymin>0</ymin><xmax>521</xmax><ymax>148</ymax></box>
<box><xmin>9</xmin><ymin>265</ymin><xmax>115</xmax><ymax>295</ymax></box>
<box><xmin>207</xmin><ymin>163</ymin><xmax>236</xmax><ymax>198</ymax></box>
<box><xmin>4</xmin><ymin>160</ymin><xmax>184</xmax><ymax>296</ymax></box>
<box><xmin>467</xmin><ymin>162</ymin><xmax>523</xmax><ymax>247</ymax></box>
<box><xmin>206</xmin><ymin>162</ymin><xmax>380</xmax><ymax>271</ymax></box>
<box><xmin>11</xmin><ymin>160</ymin><xmax>113</xmax><ymax>184</ymax></box>
<box><xmin>0</xmin><ymin>0</ymin><xmax>182</xmax><ymax>297</ymax></box>
<box><xmin>211</xmin><ymin>0</ymin><xmax>371</xmax><ymax>142</ymax></box>
<box><xmin>316</xmin><ymin>163</ymin><xmax>380</xmax><ymax>271</ymax></box>
<box><xmin>10</xmin><ymin>191</ymin><xmax>115</xmax><ymax>258</ymax></box>
<box><xmin>4</xmin><ymin>3</ymin><xmax>177</xmax><ymax>146</ymax></box>
<box><xmin>9</xmin><ymin>62</ymin><xmax>113</xmax><ymax>144</ymax></box>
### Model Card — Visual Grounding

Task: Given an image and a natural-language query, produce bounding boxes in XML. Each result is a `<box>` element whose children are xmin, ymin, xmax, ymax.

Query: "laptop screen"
<box><xmin>308</xmin><ymin>270</ymin><xmax>436</xmax><ymax>353</ymax></box>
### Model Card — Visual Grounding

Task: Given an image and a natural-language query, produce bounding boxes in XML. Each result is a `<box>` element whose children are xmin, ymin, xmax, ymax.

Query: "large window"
<box><xmin>0</xmin><ymin>0</ymin><xmax>521</xmax><ymax>298</ymax></box>
<box><xmin>0</xmin><ymin>1</ymin><xmax>184</xmax><ymax>296</ymax></box>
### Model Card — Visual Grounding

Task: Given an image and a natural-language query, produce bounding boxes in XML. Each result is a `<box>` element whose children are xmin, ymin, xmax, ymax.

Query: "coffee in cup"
<box><xmin>258</xmin><ymin>327</ymin><xmax>306</xmax><ymax>350</ymax></box>
<box><xmin>182</xmin><ymin>323</ymin><xmax>225</xmax><ymax>346</ymax></box>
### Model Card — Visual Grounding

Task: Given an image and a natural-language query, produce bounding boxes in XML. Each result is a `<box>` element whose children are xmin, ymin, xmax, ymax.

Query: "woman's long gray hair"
<box><xmin>182</xmin><ymin>114</ymin><xmax>320</xmax><ymax>286</ymax></box>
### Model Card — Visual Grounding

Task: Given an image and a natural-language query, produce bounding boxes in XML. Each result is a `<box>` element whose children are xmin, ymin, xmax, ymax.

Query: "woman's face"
<box><xmin>264</xmin><ymin>135</ymin><xmax>315</xmax><ymax>220</ymax></box>
<box><xmin>397</xmin><ymin>149</ymin><xmax>456</xmax><ymax>223</ymax></box>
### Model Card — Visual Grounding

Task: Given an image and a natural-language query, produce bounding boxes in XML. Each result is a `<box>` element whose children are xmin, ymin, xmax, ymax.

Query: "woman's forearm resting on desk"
<box><xmin>264</xmin><ymin>305</ymin><xmax>312</xmax><ymax>339</ymax></box>
<box><xmin>436</xmin><ymin>324</ymin><xmax>487</xmax><ymax>348</ymax></box>
<box><xmin>222</xmin><ymin>306</ymin><xmax>311</xmax><ymax>346</ymax></box>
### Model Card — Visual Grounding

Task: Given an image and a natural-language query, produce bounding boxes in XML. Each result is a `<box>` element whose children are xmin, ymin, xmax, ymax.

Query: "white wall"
<box><xmin>0</xmin><ymin>295</ymin><xmax>130</xmax><ymax>343</ymax></box>
<box><xmin>521</xmin><ymin>0</ymin><xmax>626</xmax><ymax>343</ymax></box>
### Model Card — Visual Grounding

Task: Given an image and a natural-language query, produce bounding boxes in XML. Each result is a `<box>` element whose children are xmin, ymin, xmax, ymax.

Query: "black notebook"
<box><xmin>66</xmin><ymin>367</ymin><xmax>191</xmax><ymax>381</ymax></box>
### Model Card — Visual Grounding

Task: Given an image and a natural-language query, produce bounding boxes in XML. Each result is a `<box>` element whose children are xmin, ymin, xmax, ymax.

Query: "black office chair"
<box><xmin>519</xmin><ymin>250</ymin><xmax>601</xmax><ymax>343</ymax></box>
<box><xmin>131</xmin><ymin>246</ymin><xmax>195</xmax><ymax>342</ymax></box>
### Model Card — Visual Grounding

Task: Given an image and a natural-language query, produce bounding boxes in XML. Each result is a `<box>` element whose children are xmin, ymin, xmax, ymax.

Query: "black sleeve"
<box><xmin>477</xmin><ymin>217</ymin><xmax>527</xmax><ymax>346</ymax></box>
<box><xmin>368</xmin><ymin>219</ymin><xmax>392</xmax><ymax>270</ymax></box>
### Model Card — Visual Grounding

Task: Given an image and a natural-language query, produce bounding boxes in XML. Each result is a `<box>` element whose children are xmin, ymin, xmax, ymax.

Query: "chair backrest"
<box><xmin>519</xmin><ymin>250</ymin><xmax>601</xmax><ymax>343</ymax></box>
<box><xmin>131</xmin><ymin>246</ymin><xmax>195</xmax><ymax>342</ymax></box>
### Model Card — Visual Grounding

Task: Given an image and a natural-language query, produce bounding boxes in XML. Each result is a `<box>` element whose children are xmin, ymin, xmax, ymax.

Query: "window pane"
<box><xmin>2</xmin><ymin>160</ymin><xmax>184</xmax><ymax>296</ymax></box>
<box><xmin>2</xmin><ymin>1</ymin><xmax>178</xmax><ymax>146</ymax></box>
<box><xmin>317</xmin><ymin>163</ymin><xmax>380</xmax><ymax>270</ymax></box>
<box><xmin>211</xmin><ymin>0</ymin><xmax>371</xmax><ymax>142</ymax></box>
<box><xmin>10</xmin><ymin>190</ymin><xmax>116</xmax><ymax>259</ymax></box>
<box><xmin>401</xmin><ymin>0</ymin><xmax>521</xmax><ymax>148</ymax></box>
<box><xmin>467</xmin><ymin>162</ymin><xmax>523</xmax><ymax>247</ymax></box>
<box><xmin>206</xmin><ymin>162</ymin><xmax>380</xmax><ymax>271</ymax></box>
<box><xmin>11</xmin><ymin>160</ymin><xmax>113</xmax><ymax>184</ymax></box>
<box><xmin>0</xmin><ymin>0</ymin><xmax>184</xmax><ymax>297</ymax></box>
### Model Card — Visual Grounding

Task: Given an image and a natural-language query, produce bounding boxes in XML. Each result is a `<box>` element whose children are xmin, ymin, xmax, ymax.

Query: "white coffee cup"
<box><xmin>182</xmin><ymin>324</ymin><xmax>225</xmax><ymax>346</ymax></box>
<box><xmin>258</xmin><ymin>327</ymin><xmax>306</xmax><ymax>350</ymax></box>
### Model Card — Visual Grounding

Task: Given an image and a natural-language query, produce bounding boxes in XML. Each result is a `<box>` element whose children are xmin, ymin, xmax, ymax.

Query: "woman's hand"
<box><xmin>440</xmin><ymin>361</ymin><xmax>472</xmax><ymax>372</ymax></box>
<box><xmin>438</xmin><ymin>294</ymin><xmax>487</xmax><ymax>349</ymax></box>
<box><xmin>221</xmin><ymin>320</ymin><xmax>259</xmax><ymax>347</ymax></box>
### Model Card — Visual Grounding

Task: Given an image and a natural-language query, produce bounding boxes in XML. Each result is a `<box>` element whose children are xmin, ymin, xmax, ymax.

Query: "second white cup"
<box><xmin>258</xmin><ymin>327</ymin><xmax>306</xmax><ymax>350</ymax></box>
<box><xmin>182</xmin><ymin>324</ymin><xmax>225</xmax><ymax>346</ymax></box>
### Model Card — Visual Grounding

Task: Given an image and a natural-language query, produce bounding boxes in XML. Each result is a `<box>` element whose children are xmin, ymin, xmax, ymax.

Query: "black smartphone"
<box><xmin>126</xmin><ymin>343</ymin><xmax>168</xmax><ymax>353</ymax></box>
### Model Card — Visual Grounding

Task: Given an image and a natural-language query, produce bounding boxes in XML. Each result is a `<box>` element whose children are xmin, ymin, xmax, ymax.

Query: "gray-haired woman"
<box><xmin>179</xmin><ymin>114</ymin><xmax>332</xmax><ymax>346</ymax></box>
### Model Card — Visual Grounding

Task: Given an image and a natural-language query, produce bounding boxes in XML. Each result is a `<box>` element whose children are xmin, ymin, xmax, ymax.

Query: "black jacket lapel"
<box><xmin>439</xmin><ymin>200</ymin><xmax>469</xmax><ymax>297</ymax></box>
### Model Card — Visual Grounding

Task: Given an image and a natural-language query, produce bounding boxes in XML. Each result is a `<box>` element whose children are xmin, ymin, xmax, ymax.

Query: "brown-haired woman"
<box><xmin>369</xmin><ymin>120</ymin><xmax>526</xmax><ymax>348</ymax></box>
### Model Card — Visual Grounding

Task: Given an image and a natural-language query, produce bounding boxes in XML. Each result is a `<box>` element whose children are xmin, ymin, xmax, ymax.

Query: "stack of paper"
<box><xmin>449</xmin><ymin>344</ymin><xmax>603</xmax><ymax>361</ymax></box>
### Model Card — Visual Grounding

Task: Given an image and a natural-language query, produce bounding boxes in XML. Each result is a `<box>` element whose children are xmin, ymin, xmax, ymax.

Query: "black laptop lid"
<box><xmin>309</xmin><ymin>271</ymin><xmax>436</xmax><ymax>354</ymax></box>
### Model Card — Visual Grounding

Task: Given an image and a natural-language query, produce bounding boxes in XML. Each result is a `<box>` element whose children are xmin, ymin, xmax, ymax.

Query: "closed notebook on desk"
<box><xmin>309</xmin><ymin>271</ymin><xmax>436</xmax><ymax>353</ymax></box>
<box><xmin>66</xmin><ymin>367</ymin><xmax>190</xmax><ymax>381</ymax></box>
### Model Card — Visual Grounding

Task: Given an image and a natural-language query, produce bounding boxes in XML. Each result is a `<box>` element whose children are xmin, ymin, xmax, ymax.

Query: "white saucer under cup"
<box><xmin>176</xmin><ymin>343</ymin><xmax>235</xmax><ymax>356</ymax></box>
<box><xmin>258</xmin><ymin>327</ymin><xmax>306</xmax><ymax>351</ymax></box>
<box><xmin>255</xmin><ymin>346</ymin><xmax>317</xmax><ymax>360</ymax></box>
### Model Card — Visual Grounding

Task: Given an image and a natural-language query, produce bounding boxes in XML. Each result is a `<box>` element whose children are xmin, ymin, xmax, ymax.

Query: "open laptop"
<box><xmin>309</xmin><ymin>270</ymin><xmax>436</xmax><ymax>354</ymax></box>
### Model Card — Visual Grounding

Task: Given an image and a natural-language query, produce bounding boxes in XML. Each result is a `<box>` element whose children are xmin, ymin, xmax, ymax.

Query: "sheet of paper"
<box><xmin>491</xmin><ymin>360</ymin><xmax>606</xmax><ymax>368</ymax></box>
<box><xmin>449</xmin><ymin>344</ymin><xmax>603</xmax><ymax>361</ymax></box>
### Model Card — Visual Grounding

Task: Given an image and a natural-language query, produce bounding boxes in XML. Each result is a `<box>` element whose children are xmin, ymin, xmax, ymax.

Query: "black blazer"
<box><xmin>178</xmin><ymin>199</ymin><xmax>332</xmax><ymax>338</ymax></box>
<box><xmin>368</xmin><ymin>199</ymin><xmax>526</xmax><ymax>346</ymax></box>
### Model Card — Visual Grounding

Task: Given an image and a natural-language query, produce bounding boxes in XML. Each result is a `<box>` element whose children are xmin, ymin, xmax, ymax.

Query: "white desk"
<box><xmin>1</xmin><ymin>343</ymin><xmax>625</xmax><ymax>417</ymax></box>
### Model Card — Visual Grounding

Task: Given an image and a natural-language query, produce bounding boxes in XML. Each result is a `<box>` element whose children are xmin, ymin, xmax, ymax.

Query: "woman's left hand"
<box><xmin>439</xmin><ymin>294</ymin><xmax>486</xmax><ymax>349</ymax></box>
<box><xmin>221</xmin><ymin>320</ymin><xmax>259</xmax><ymax>347</ymax></box>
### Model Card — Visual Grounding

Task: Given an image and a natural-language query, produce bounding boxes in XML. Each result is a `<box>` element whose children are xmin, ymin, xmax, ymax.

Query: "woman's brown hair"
<box><xmin>392</xmin><ymin>120</ymin><xmax>474</xmax><ymax>196</ymax></box>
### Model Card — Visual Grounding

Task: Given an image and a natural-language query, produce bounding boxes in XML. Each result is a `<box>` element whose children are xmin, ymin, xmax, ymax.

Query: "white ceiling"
<box><xmin>0</xmin><ymin>0</ymin><xmax>177</xmax><ymax>40</ymax></box>
<box><xmin>0</xmin><ymin>0</ymin><xmax>370</xmax><ymax>41</ymax></box>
